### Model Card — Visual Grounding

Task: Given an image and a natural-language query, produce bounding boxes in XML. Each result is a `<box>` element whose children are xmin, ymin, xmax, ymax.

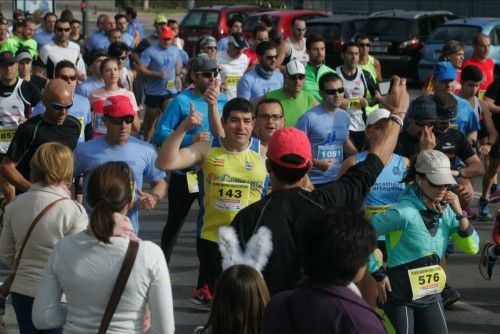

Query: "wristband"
<box><xmin>455</xmin><ymin>211</ymin><xmax>468</xmax><ymax>221</ymax></box>
<box><xmin>151</xmin><ymin>192</ymin><xmax>161</xmax><ymax>203</ymax></box>
<box><xmin>389</xmin><ymin>115</ymin><xmax>403</xmax><ymax>129</ymax></box>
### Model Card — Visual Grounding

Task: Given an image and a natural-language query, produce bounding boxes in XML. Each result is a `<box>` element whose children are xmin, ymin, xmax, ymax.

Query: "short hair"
<box><xmin>22</xmin><ymin>18</ymin><xmax>36</xmax><ymax>27</ymax></box>
<box><xmin>268</xmin><ymin>157</ymin><xmax>309</xmax><ymax>184</ymax></box>
<box><xmin>13</xmin><ymin>9</ymin><xmax>25</xmax><ymax>20</ymax></box>
<box><xmin>291</xmin><ymin>17</ymin><xmax>305</xmax><ymax>27</ymax></box>
<box><xmin>306</xmin><ymin>34</ymin><xmax>324</xmax><ymax>51</ymax></box>
<box><xmin>167</xmin><ymin>19</ymin><xmax>178</xmax><ymax>26</ymax></box>
<box><xmin>55</xmin><ymin>18</ymin><xmax>70</xmax><ymax>27</ymax></box>
<box><xmin>268</xmin><ymin>28</ymin><xmax>282</xmax><ymax>45</ymax></box>
<box><xmin>256</xmin><ymin>41</ymin><xmax>274</xmax><ymax>56</ymax></box>
<box><xmin>342</xmin><ymin>41</ymin><xmax>358</xmax><ymax>53</ymax></box>
<box><xmin>60</xmin><ymin>9</ymin><xmax>74</xmax><ymax>22</ymax></box>
<box><xmin>125</xmin><ymin>7</ymin><xmax>137</xmax><ymax>19</ymax></box>
<box><xmin>71</xmin><ymin>19</ymin><xmax>81</xmax><ymax>26</ymax></box>
<box><xmin>87</xmin><ymin>162</ymin><xmax>133</xmax><ymax>243</ymax></box>
<box><xmin>43</xmin><ymin>12</ymin><xmax>56</xmax><ymax>21</ymax></box>
<box><xmin>108</xmin><ymin>42</ymin><xmax>130</xmax><ymax>58</ymax></box>
<box><xmin>440</xmin><ymin>40</ymin><xmax>464</xmax><ymax>60</ymax></box>
<box><xmin>55</xmin><ymin>60</ymin><xmax>76</xmax><ymax>77</ymax></box>
<box><xmin>461</xmin><ymin>65</ymin><xmax>483</xmax><ymax>83</ymax></box>
<box><xmin>228</xmin><ymin>16</ymin><xmax>242</xmax><ymax>29</ymax></box>
<box><xmin>473</xmin><ymin>33</ymin><xmax>489</xmax><ymax>46</ymax></box>
<box><xmin>252</xmin><ymin>24</ymin><xmax>267</xmax><ymax>39</ymax></box>
<box><xmin>108</xmin><ymin>28</ymin><xmax>122</xmax><ymax>36</ymax></box>
<box><xmin>207</xmin><ymin>265</ymin><xmax>270</xmax><ymax>334</ymax></box>
<box><xmin>255</xmin><ymin>98</ymin><xmax>284</xmax><ymax>117</ymax></box>
<box><xmin>260</xmin><ymin>14</ymin><xmax>273</xmax><ymax>27</ymax></box>
<box><xmin>302</xmin><ymin>208</ymin><xmax>376</xmax><ymax>284</ymax></box>
<box><xmin>355</xmin><ymin>33</ymin><xmax>370</xmax><ymax>42</ymax></box>
<box><xmin>222</xmin><ymin>97</ymin><xmax>254</xmax><ymax>121</ymax></box>
<box><xmin>97</xmin><ymin>14</ymin><xmax>106</xmax><ymax>25</ymax></box>
<box><xmin>30</xmin><ymin>142</ymin><xmax>74</xmax><ymax>186</ymax></box>
<box><xmin>318</xmin><ymin>72</ymin><xmax>343</xmax><ymax>91</ymax></box>
<box><xmin>115</xmin><ymin>13</ymin><xmax>128</xmax><ymax>23</ymax></box>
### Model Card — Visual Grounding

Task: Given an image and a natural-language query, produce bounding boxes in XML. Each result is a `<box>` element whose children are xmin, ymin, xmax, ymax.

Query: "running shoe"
<box><xmin>191</xmin><ymin>284</ymin><xmax>212</xmax><ymax>306</ymax></box>
<box><xmin>441</xmin><ymin>284</ymin><xmax>461</xmax><ymax>308</ymax></box>
<box><xmin>478</xmin><ymin>198</ymin><xmax>492</xmax><ymax>221</ymax></box>
<box><xmin>489</xmin><ymin>189</ymin><xmax>500</xmax><ymax>204</ymax></box>
<box><xmin>479</xmin><ymin>242</ymin><xmax>497</xmax><ymax>280</ymax></box>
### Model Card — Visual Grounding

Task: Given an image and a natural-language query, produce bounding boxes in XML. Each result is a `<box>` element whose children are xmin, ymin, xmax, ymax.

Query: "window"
<box><xmin>182</xmin><ymin>10</ymin><xmax>220</xmax><ymax>28</ymax></box>
<box><xmin>307</xmin><ymin>23</ymin><xmax>341</xmax><ymax>41</ymax></box>
<box><xmin>427</xmin><ymin>25</ymin><xmax>481</xmax><ymax>44</ymax></box>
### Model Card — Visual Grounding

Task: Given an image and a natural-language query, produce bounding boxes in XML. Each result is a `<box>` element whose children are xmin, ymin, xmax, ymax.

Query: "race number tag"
<box><xmin>317</xmin><ymin>144</ymin><xmax>343</xmax><ymax>161</ymax></box>
<box><xmin>0</xmin><ymin>128</ymin><xmax>16</xmax><ymax>142</ymax></box>
<box><xmin>186</xmin><ymin>171</ymin><xmax>199</xmax><ymax>194</ymax></box>
<box><xmin>224</xmin><ymin>76</ymin><xmax>240</xmax><ymax>86</ymax></box>
<box><xmin>364</xmin><ymin>205</ymin><xmax>391</xmax><ymax>217</ymax></box>
<box><xmin>408</xmin><ymin>265</ymin><xmax>446</xmax><ymax>301</ymax></box>
<box><xmin>349</xmin><ymin>97</ymin><xmax>361</xmax><ymax>110</ymax></box>
<box><xmin>210</xmin><ymin>181</ymin><xmax>250</xmax><ymax>211</ymax></box>
<box><xmin>165</xmin><ymin>80</ymin><xmax>175</xmax><ymax>90</ymax></box>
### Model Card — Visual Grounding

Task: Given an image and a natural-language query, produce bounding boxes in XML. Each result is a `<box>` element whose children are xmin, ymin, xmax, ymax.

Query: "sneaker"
<box><xmin>478</xmin><ymin>198</ymin><xmax>492</xmax><ymax>221</ymax></box>
<box><xmin>479</xmin><ymin>242</ymin><xmax>497</xmax><ymax>280</ymax></box>
<box><xmin>191</xmin><ymin>284</ymin><xmax>212</xmax><ymax>306</ymax></box>
<box><xmin>441</xmin><ymin>284</ymin><xmax>461</xmax><ymax>308</ymax></box>
<box><xmin>490</xmin><ymin>190</ymin><xmax>500</xmax><ymax>204</ymax></box>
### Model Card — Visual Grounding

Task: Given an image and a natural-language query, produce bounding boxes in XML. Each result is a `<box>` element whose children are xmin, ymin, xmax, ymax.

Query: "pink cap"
<box><xmin>267</xmin><ymin>128</ymin><xmax>312</xmax><ymax>169</ymax></box>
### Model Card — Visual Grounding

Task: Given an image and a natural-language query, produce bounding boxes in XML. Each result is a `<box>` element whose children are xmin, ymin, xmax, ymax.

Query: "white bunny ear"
<box><xmin>241</xmin><ymin>226</ymin><xmax>273</xmax><ymax>272</ymax></box>
<box><xmin>218</xmin><ymin>226</ymin><xmax>243</xmax><ymax>271</ymax></box>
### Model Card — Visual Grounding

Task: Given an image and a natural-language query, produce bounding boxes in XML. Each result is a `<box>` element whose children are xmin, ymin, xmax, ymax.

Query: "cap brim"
<box><xmin>426</xmin><ymin>172</ymin><xmax>457</xmax><ymax>186</ymax></box>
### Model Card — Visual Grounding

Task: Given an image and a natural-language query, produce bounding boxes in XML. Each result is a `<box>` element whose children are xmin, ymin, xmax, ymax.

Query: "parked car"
<box><xmin>357</xmin><ymin>10</ymin><xmax>457</xmax><ymax>81</ymax></box>
<box><xmin>179</xmin><ymin>5</ymin><xmax>268</xmax><ymax>56</ymax></box>
<box><xmin>306</xmin><ymin>15</ymin><xmax>367</xmax><ymax>68</ymax></box>
<box><xmin>242</xmin><ymin>10</ymin><xmax>328</xmax><ymax>41</ymax></box>
<box><xmin>418</xmin><ymin>17</ymin><xmax>500</xmax><ymax>82</ymax></box>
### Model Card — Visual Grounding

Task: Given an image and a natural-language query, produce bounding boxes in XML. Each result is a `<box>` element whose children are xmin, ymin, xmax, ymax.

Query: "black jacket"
<box><xmin>231</xmin><ymin>153</ymin><xmax>384</xmax><ymax>295</ymax></box>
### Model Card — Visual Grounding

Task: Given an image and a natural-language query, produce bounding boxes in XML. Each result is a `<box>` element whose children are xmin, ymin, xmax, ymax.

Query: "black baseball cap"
<box><xmin>0</xmin><ymin>51</ymin><xmax>17</xmax><ymax>66</ymax></box>
<box><xmin>407</xmin><ymin>96</ymin><xmax>437</xmax><ymax>121</ymax></box>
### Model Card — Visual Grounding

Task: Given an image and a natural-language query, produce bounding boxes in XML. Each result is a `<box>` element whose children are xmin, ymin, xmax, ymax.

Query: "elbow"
<box><xmin>155</xmin><ymin>158</ymin><xmax>173</xmax><ymax>172</ymax></box>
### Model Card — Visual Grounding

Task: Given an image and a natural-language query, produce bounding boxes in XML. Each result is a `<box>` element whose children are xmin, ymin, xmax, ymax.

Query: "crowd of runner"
<box><xmin>0</xmin><ymin>7</ymin><xmax>497</xmax><ymax>334</ymax></box>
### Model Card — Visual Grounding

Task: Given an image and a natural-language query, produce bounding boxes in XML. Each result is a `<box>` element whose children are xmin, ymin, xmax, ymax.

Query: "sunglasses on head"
<box><xmin>289</xmin><ymin>74</ymin><xmax>305</xmax><ymax>81</ymax></box>
<box><xmin>49</xmin><ymin>101</ymin><xmax>73</xmax><ymax>111</ymax></box>
<box><xmin>58</xmin><ymin>74</ymin><xmax>77</xmax><ymax>82</ymax></box>
<box><xmin>56</xmin><ymin>27</ymin><xmax>70</xmax><ymax>32</ymax></box>
<box><xmin>414</xmin><ymin>119</ymin><xmax>436</xmax><ymax>127</ymax></box>
<box><xmin>106</xmin><ymin>115</ymin><xmax>134</xmax><ymax>125</ymax></box>
<box><xmin>198</xmin><ymin>71</ymin><xmax>219</xmax><ymax>78</ymax></box>
<box><xmin>324</xmin><ymin>87</ymin><xmax>345</xmax><ymax>95</ymax></box>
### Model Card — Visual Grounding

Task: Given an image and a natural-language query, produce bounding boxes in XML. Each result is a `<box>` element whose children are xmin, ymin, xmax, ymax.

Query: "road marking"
<box><xmin>452</xmin><ymin>301</ymin><xmax>494</xmax><ymax>314</ymax></box>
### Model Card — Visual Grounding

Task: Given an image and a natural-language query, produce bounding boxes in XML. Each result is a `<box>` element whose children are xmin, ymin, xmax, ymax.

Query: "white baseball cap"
<box><xmin>415</xmin><ymin>150</ymin><xmax>456</xmax><ymax>185</ymax></box>
<box><xmin>286</xmin><ymin>60</ymin><xmax>305</xmax><ymax>75</ymax></box>
<box><xmin>367</xmin><ymin>108</ymin><xmax>391</xmax><ymax>126</ymax></box>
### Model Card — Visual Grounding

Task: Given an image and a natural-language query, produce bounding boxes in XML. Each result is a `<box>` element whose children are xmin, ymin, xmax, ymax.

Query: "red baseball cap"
<box><xmin>103</xmin><ymin>95</ymin><xmax>136</xmax><ymax>118</ymax></box>
<box><xmin>160</xmin><ymin>27</ymin><xmax>174</xmax><ymax>39</ymax></box>
<box><xmin>267</xmin><ymin>128</ymin><xmax>312</xmax><ymax>169</ymax></box>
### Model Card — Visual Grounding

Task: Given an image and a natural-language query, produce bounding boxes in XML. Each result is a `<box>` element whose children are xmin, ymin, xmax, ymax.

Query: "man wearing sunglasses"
<box><xmin>74</xmin><ymin>95</ymin><xmax>167</xmax><ymax>233</ymax></box>
<box><xmin>153</xmin><ymin>55</ymin><xmax>227</xmax><ymax>268</ymax></box>
<box><xmin>265</xmin><ymin>60</ymin><xmax>318</xmax><ymax>127</ymax></box>
<box><xmin>0</xmin><ymin>79</ymin><xmax>80</xmax><ymax>196</ymax></box>
<box><xmin>296</xmin><ymin>72</ymin><xmax>357</xmax><ymax>187</ymax></box>
<box><xmin>33</xmin><ymin>12</ymin><xmax>56</xmax><ymax>49</ymax></box>
<box><xmin>237</xmin><ymin>41</ymin><xmax>283</xmax><ymax>101</ymax></box>
<box><xmin>39</xmin><ymin>18</ymin><xmax>86</xmax><ymax>80</ymax></box>
<box><xmin>303</xmin><ymin>34</ymin><xmax>335</xmax><ymax>102</ymax></box>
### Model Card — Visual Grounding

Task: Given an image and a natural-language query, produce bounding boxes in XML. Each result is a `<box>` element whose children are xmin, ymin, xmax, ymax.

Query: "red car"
<box><xmin>242</xmin><ymin>10</ymin><xmax>328</xmax><ymax>40</ymax></box>
<box><xmin>179</xmin><ymin>5</ymin><xmax>268</xmax><ymax>57</ymax></box>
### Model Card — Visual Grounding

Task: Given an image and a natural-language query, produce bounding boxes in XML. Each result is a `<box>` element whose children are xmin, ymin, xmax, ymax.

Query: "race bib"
<box><xmin>364</xmin><ymin>205</ymin><xmax>391</xmax><ymax>217</ymax></box>
<box><xmin>349</xmin><ymin>97</ymin><xmax>361</xmax><ymax>110</ymax></box>
<box><xmin>165</xmin><ymin>80</ymin><xmax>175</xmax><ymax>90</ymax></box>
<box><xmin>0</xmin><ymin>128</ymin><xmax>16</xmax><ymax>142</ymax></box>
<box><xmin>317</xmin><ymin>144</ymin><xmax>343</xmax><ymax>160</ymax></box>
<box><xmin>224</xmin><ymin>75</ymin><xmax>240</xmax><ymax>86</ymax></box>
<box><xmin>210</xmin><ymin>181</ymin><xmax>250</xmax><ymax>211</ymax></box>
<box><xmin>408</xmin><ymin>265</ymin><xmax>446</xmax><ymax>301</ymax></box>
<box><xmin>186</xmin><ymin>171</ymin><xmax>199</xmax><ymax>194</ymax></box>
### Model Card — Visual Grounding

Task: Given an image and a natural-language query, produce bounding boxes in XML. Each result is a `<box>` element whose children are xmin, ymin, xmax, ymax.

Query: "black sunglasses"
<box><xmin>414</xmin><ymin>119</ymin><xmax>436</xmax><ymax>127</ymax></box>
<box><xmin>266</xmin><ymin>55</ymin><xmax>278</xmax><ymax>61</ymax></box>
<box><xmin>58</xmin><ymin>74</ymin><xmax>77</xmax><ymax>82</ymax></box>
<box><xmin>204</xmin><ymin>46</ymin><xmax>216</xmax><ymax>50</ymax></box>
<box><xmin>324</xmin><ymin>87</ymin><xmax>345</xmax><ymax>95</ymax></box>
<box><xmin>289</xmin><ymin>74</ymin><xmax>305</xmax><ymax>81</ymax></box>
<box><xmin>357</xmin><ymin>43</ymin><xmax>371</xmax><ymax>47</ymax></box>
<box><xmin>198</xmin><ymin>71</ymin><xmax>219</xmax><ymax>78</ymax></box>
<box><xmin>106</xmin><ymin>115</ymin><xmax>134</xmax><ymax>125</ymax></box>
<box><xmin>49</xmin><ymin>101</ymin><xmax>73</xmax><ymax>110</ymax></box>
<box><xmin>427</xmin><ymin>178</ymin><xmax>450</xmax><ymax>189</ymax></box>
<box><xmin>56</xmin><ymin>27</ymin><xmax>70</xmax><ymax>32</ymax></box>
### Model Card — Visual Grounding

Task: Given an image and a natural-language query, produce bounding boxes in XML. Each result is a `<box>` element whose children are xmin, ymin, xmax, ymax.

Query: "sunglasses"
<box><xmin>49</xmin><ymin>101</ymin><xmax>73</xmax><ymax>110</ymax></box>
<box><xmin>198</xmin><ymin>71</ymin><xmax>219</xmax><ymax>78</ymax></box>
<box><xmin>324</xmin><ymin>87</ymin><xmax>345</xmax><ymax>95</ymax></box>
<box><xmin>265</xmin><ymin>55</ymin><xmax>278</xmax><ymax>61</ymax></box>
<box><xmin>257</xmin><ymin>114</ymin><xmax>283</xmax><ymax>121</ymax></box>
<box><xmin>427</xmin><ymin>178</ymin><xmax>450</xmax><ymax>189</ymax></box>
<box><xmin>414</xmin><ymin>119</ymin><xmax>436</xmax><ymax>127</ymax></box>
<box><xmin>289</xmin><ymin>74</ymin><xmax>305</xmax><ymax>81</ymax></box>
<box><xmin>204</xmin><ymin>46</ymin><xmax>217</xmax><ymax>50</ymax></box>
<box><xmin>106</xmin><ymin>115</ymin><xmax>134</xmax><ymax>125</ymax></box>
<box><xmin>357</xmin><ymin>43</ymin><xmax>371</xmax><ymax>47</ymax></box>
<box><xmin>56</xmin><ymin>27</ymin><xmax>70</xmax><ymax>32</ymax></box>
<box><xmin>58</xmin><ymin>74</ymin><xmax>77</xmax><ymax>82</ymax></box>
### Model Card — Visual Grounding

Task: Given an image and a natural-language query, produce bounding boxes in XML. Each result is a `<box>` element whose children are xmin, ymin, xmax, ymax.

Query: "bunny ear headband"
<box><xmin>218</xmin><ymin>226</ymin><xmax>273</xmax><ymax>273</ymax></box>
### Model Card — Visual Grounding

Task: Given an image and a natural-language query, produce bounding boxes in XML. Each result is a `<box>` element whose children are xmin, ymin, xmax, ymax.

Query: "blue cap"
<box><xmin>433</xmin><ymin>61</ymin><xmax>457</xmax><ymax>81</ymax></box>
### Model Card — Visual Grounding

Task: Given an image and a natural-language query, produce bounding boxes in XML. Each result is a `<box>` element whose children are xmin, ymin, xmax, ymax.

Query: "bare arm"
<box><xmin>203</xmin><ymin>80</ymin><xmax>225</xmax><ymax>138</ymax></box>
<box><xmin>136</xmin><ymin>62</ymin><xmax>166</xmax><ymax>79</ymax></box>
<box><xmin>484</xmin><ymin>96</ymin><xmax>500</xmax><ymax>114</ymax></box>
<box><xmin>343</xmin><ymin>138</ymin><xmax>358</xmax><ymax>157</ymax></box>
<box><xmin>461</xmin><ymin>154</ymin><xmax>484</xmax><ymax>179</ymax></box>
<box><xmin>0</xmin><ymin>156</ymin><xmax>30</xmax><ymax>192</ymax></box>
<box><xmin>336</xmin><ymin>155</ymin><xmax>357</xmax><ymax>179</ymax></box>
<box><xmin>374</xmin><ymin>58</ymin><xmax>382</xmax><ymax>82</ymax></box>
<box><xmin>480</xmin><ymin>100</ymin><xmax>498</xmax><ymax>144</ymax></box>
<box><xmin>138</xmin><ymin>178</ymin><xmax>167</xmax><ymax>210</ymax></box>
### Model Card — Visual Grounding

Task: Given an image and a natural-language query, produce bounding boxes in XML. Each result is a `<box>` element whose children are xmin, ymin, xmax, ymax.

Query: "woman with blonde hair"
<box><xmin>33</xmin><ymin>161</ymin><xmax>174</xmax><ymax>333</ymax></box>
<box><xmin>0</xmin><ymin>142</ymin><xmax>88</xmax><ymax>334</ymax></box>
